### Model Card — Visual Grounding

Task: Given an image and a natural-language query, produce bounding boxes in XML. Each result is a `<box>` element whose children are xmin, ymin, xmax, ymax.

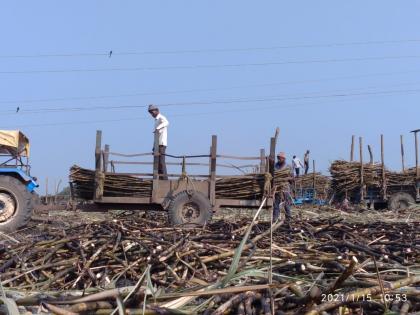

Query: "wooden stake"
<box><xmin>411</xmin><ymin>129</ymin><xmax>420</xmax><ymax>200</ymax></box>
<box><xmin>45</xmin><ymin>177</ymin><xmax>49</xmax><ymax>205</ymax></box>
<box><xmin>415</xmin><ymin>131</ymin><xmax>419</xmax><ymax>178</ymax></box>
<box><xmin>313</xmin><ymin>160</ymin><xmax>316</xmax><ymax>200</ymax></box>
<box><xmin>350</xmin><ymin>135</ymin><xmax>355</xmax><ymax>162</ymax></box>
<box><xmin>260</xmin><ymin>149</ymin><xmax>266</xmax><ymax>173</ymax></box>
<box><xmin>381</xmin><ymin>134</ymin><xmax>387</xmax><ymax>200</ymax></box>
<box><xmin>367</xmin><ymin>145</ymin><xmax>373</xmax><ymax>164</ymax></box>
<box><xmin>209</xmin><ymin>135</ymin><xmax>217</xmax><ymax>207</ymax></box>
<box><xmin>103</xmin><ymin>144</ymin><xmax>110</xmax><ymax>173</ymax></box>
<box><xmin>359</xmin><ymin>137</ymin><xmax>364</xmax><ymax>201</ymax></box>
<box><xmin>400</xmin><ymin>135</ymin><xmax>405</xmax><ymax>172</ymax></box>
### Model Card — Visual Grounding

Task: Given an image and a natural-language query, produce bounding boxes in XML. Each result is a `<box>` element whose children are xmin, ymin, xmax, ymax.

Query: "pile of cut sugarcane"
<box><xmin>1</xmin><ymin>210</ymin><xmax>419</xmax><ymax>314</ymax></box>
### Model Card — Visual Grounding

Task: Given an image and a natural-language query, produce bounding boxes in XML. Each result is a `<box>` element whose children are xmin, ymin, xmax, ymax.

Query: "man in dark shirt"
<box><xmin>304</xmin><ymin>150</ymin><xmax>310</xmax><ymax>174</ymax></box>
<box><xmin>273</xmin><ymin>152</ymin><xmax>292</xmax><ymax>222</ymax></box>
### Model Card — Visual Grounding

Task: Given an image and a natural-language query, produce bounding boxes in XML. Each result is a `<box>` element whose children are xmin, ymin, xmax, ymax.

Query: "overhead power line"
<box><xmin>2</xmin><ymin>86</ymin><xmax>420</xmax><ymax>115</ymax></box>
<box><xmin>1</xmin><ymin>55</ymin><xmax>420</xmax><ymax>75</ymax></box>
<box><xmin>3</xmin><ymin>94</ymin><xmax>411</xmax><ymax>129</ymax></box>
<box><xmin>1</xmin><ymin>39</ymin><xmax>420</xmax><ymax>58</ymax></box>
<box><xmin>1</xmin><ymin>69</ymin><xmax>420</xmax><ymax>105</ymax></box>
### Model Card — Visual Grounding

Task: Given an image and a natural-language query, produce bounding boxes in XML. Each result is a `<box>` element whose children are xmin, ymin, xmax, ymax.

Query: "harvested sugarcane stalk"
<box><xmin>1</xmin><ymin>208</ymin><xmax>418</xmax><ymax>314</ymax></box>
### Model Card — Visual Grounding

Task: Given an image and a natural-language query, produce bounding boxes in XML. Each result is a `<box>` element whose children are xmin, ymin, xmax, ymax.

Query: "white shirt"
<box><xmin>292</xmin><ymin>157</ymin><xmax>303</xmax><ymax>169</ymax></box>
<box><xmin>154</xmin><ymin>113</ymin><xmax>169</xmax><ymax>146</ymax></box>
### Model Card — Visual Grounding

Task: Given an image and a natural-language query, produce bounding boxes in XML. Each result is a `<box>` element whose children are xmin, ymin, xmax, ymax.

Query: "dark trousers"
<box><xmin>304</xmin><ymin>162</ymin><xmax>309</xmax><ymax>174</ymax></box>
<box><xmin>295</xmin><ymin>168</ymin><xmax>300</xmax><ymax>177</ymax></box>
<box><xmin>158</xmin><ymin>145</ymin><xmax>168</xmax><ymax>180</ymax></box>
<box><xmin>273</xmin><ymin>192</ymin><xmax>292</xmax><ymax>222</ymax></box>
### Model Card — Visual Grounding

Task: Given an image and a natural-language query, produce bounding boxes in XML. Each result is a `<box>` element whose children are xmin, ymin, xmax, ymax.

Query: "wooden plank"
<box><xmin>95</xmin><ymin>197</ymin><xmax>153</xmax><ymax>204</ymax></box>
<box><xmin>216</xmin><ymin>199</ymin><xmax>265</xmax><ymax>207</ymax></box>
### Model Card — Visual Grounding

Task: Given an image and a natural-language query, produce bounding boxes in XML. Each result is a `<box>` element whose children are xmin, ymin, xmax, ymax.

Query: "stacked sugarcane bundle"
<box><xmin>273</xmin><ymin>167</ymin><xmax>293</xmax><ymax>189</ymax></box>
<box><xmin>216</xmin><ymin>167</ymin><xmax>292</xmax><ymax>199</ymax></box>
<box><xmin>387</xmin><ymin>167</ymin><xmax>416</xmax><ymax>186</ymax></box>
<box><xmin>71</xmin><ymin>165</ymin><xmax>293</xmax><ymax>201</ymax></box>
<box><xmin>215</xmin><ymin>175</ymin><xmax>266</xmax><ymax>199</ymax></box>
<box><xmin>1</xmin><ymin>211</ymin><xmax>419</xmax><ymax>314</ymax></box>
<box><xmin>70</xmin><ymin>165</ymin><xmax>152</xmax><ymax>199</ymax></box>
<box><xmin>293</xmin><ymin>173</ymin><xmax>331</xmax><ymax>199</ymax></box>
<box><xmin>330</xmin><ymin>160</ymin><xmax>384</xmax><ymax>198</ymax></box>
<box><xmin>330</xmin><ymin>160</ymin><xmax>417</xmax><ymax>199</ymax></box>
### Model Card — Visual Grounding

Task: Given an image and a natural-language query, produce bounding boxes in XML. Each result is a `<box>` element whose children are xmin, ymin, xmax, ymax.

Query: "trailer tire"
<box><xmin>388</xmin><ymin>192</ymin><xmax>415</xmax><ymax>211</ymax></box>
<box><xmin>168</xmin><ymin>191</ymin><xmax>212</xmax><ymax>226</ymax></box>
<box><xmin>0</xmin><ymin>176</ymin><xmax>33</xmax><ymax>232</ymax></box>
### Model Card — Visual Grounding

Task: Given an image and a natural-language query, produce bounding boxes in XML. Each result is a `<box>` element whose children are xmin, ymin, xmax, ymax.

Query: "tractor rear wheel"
<box><xmin>0</xmin><ymin>176</ymin><xmax>33</xmax><ymax>232</ymax></box>
<box><xmin>167</xmin><ymin>191</ymin><xmax>212</xmax><ymax>226</ymax></box>
<box><xmin>388</xmin><ymin>192</ymin><xmax>415</xmax><ymax>211</ymax></box>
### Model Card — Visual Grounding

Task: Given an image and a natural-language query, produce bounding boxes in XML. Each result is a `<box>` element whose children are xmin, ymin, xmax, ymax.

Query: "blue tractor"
<box><xmin>0</xmin><ymin>130</ymin><xmax>38</xmax><ymax>232</ymax></box>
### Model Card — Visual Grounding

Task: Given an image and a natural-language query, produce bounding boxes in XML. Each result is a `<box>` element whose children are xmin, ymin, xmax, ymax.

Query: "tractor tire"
<box><xmin>167</xmin><ymin>191</ymin><xmax>212</xmax><ymax>226</ymax></box>
<box><xmin>0</xmin><ymin>175</ymin><xmax>33</xmax><ymax>232</ymax></box>
<box><xmin>388</xmin><ymin>192</ymin><xmax>415</xmax><ymax>211</ymax></box>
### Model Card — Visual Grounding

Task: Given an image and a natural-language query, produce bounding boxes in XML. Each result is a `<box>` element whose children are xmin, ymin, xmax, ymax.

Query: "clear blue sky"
<box><xmin>1</xmin><ymin>1</ymin><xmax>420</xmax><ymax>193</ymax></box>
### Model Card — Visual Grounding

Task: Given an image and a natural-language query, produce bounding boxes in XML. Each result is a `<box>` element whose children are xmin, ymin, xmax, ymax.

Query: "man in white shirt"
<box><xmin>148</xmin><ymin>104</ymin><xmax>169</xmax><ymax>179</ymax></box>
<box><xmin>292</xmin><ymin>155</ymin><xmax>304</xmax><ymax>178</ymax></box>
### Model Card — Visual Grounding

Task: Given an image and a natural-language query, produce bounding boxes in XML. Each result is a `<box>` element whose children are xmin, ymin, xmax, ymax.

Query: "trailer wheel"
<box><xmin>0</xmin><ymin>176</ymin><xmax>33</xmax><ymax>232</ymax></box>
<box><xmin>168</xmin><ymin>191</ymin><xmax>212</xmax><ymax>226</ymax></box>
<box><xmin>388</xmin><ymin>192</ymin><xmax>415</xmax><ymax>211</ymax></box>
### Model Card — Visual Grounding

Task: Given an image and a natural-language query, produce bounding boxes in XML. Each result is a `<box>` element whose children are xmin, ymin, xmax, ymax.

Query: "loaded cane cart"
<box><xmin>330</xmin><ymin>131</ymin><xmax>420</xmax><ymax>210</ymax></box>
<box><xmin>69</xmin><ymin>131</ymin><xmax>290</xmax><ymax>226</ymax></box>
<box><xmin>0</xmin><ymin>130</ymin><xmax>38</xmax><ymax>232</ymax></box>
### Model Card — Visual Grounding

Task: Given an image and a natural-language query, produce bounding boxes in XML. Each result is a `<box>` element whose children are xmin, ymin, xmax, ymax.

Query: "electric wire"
<box><xmin>1</xmin><ymin>55</ymin><xmax>420</xmax><ymax>75</ymax></box>
<box><xmin>1</xmin><ymin>39</ymin><xmax>420</xmax><ymax>58</ymax></box>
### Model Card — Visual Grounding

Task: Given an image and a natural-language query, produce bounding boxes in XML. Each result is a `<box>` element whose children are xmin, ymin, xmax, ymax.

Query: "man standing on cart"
<box><xmin>148</xmin><ymin>105</ymin><xmax>169</xmax><ymax>180</ymax></box>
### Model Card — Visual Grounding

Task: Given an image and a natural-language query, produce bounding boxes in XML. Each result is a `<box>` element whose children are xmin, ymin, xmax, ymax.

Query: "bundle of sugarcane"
<box><xmin>215</xmin><ymin>175</ymin><xmax>265</xmax><ymax>199</ymax></box>
<box><xmin>329</xmin><ymin>160</ymin><xmax>384</xmax><ymax>197</ymax></box>
<box><xmin>216</xmin><ymin>167</ymin><xmax>293</xmax><ymax>199</ymax></box>
<box><xmin>387</xmin><ymin>167</ymin><xmax>417</xmax><ymax>186</ymax></box>
<box><xmin>273</xmin><ymin>167</ymin><xmax>293</xmax><ymax>189</ymax></box>
<box><xmin>70</xmin><ymin>165</ymin><xmax>152</xmax><ymax>199</ymax></box>
<box><xmin>70</xmin><ymin>164</ymin><xmax>293</xmax><ymax>201</ymax></box>
<box><xmin>1</xmin><ymin>211</ymin><xmax>419</xmax><ymax>314</ymax></box>
<box><xmin>330</xmin><ymin>161</ymin><xmax>418</xmax><ymax>199</ymax></box>
<box><xmin>293</xmin><ymin>173</ymin><xmax>331</xmax><ymax>198</ymax></box>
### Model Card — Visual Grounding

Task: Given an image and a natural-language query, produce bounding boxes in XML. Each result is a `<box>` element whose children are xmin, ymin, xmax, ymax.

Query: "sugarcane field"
<box><xmin>1</xmin><ymin>2</ymin><xmax>420</xmax><ymax>315</ymax></box>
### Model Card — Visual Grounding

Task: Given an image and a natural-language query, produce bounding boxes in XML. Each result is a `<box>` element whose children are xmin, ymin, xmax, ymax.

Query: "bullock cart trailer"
<box><xmin>70</xmin><ymin>131</ymin><xmax>278</xmax><ymax>225</ymax></box>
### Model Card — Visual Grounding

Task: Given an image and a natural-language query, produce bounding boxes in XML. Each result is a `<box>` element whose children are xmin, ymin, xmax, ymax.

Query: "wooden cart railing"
<box><xmin>93</xmin><ymin>131</ymin><xmax>278</xmax><ymax>210</ymax></box>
